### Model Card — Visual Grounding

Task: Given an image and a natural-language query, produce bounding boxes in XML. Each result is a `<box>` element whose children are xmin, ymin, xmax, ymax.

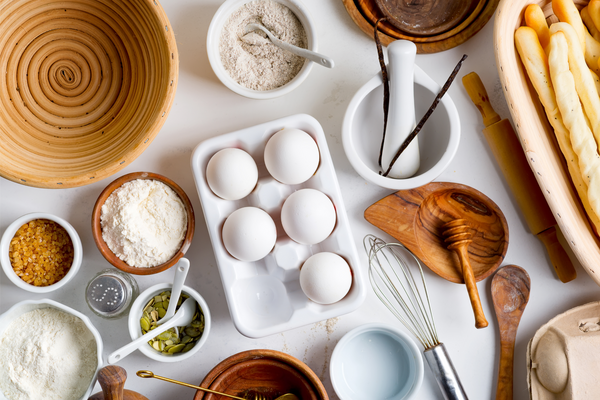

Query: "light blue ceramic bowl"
<box><xmin>330</xmin><ymin>323</ymin><xmax>424</xmax><ymax>400</ymax></box>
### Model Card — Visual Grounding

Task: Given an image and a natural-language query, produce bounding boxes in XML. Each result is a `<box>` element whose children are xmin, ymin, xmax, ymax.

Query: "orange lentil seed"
<box><xmin>8</xmin><ymin>219</ymin><xmax>74</xmax><ymax>287</ymax></box>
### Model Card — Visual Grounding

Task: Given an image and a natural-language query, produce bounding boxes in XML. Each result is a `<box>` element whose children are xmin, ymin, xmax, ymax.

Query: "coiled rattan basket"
<box><xmin>0</xmin><ymin>0</ymin><xmax>178</xmax><ymax>188</ymax></box>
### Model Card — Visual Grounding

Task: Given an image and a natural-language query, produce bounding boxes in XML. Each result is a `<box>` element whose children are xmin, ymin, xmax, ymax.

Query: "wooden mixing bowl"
<box><xmin>0</xmin><ymin>0</ymin><xmax>178</xmax><ymax>188</ymax></box>
<box><xmin>194</xmin><ymin>349</ymin><xmax>328</xmax><ymax>400</ymax></box>
<box><xmin>91</xmin><ymin>172</ymin><xmax>195</xmax><ymax>275</ymax></box>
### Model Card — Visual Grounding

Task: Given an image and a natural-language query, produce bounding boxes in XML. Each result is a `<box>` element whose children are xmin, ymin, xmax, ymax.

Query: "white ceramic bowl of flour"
<box><xmin>0</xmin><ymin>299</ymin><xmax>103</xmax><ymax>400</ymax></box>
<box><xmin>207</xmin><ymin>0</ymin><xmax>317</xmax><ymax>99</ymax></box>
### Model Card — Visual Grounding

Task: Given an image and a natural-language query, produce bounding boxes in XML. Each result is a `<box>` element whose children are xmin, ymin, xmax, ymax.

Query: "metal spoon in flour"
<box><xmin>242</xmin><ymin>22</ymin><xmax>334</xmax><ymax>68</ymax></box>
<box><xmin>156</xmin><ymin>257</ymin><xmax>190</xmax><ymax>337</ymax></box>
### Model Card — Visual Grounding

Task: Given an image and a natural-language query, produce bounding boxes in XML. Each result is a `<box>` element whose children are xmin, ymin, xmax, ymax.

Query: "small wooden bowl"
<box><xmin>365</xmin><ymin>182</ymin><xmax>509</xmax><ymax>283</ymax></box>
<box><xmin>91</xmin><ymin>172</ymin><xmax>195</xmax><ymax>275</ymax></box>
<box><xmin>194</xmin><ymin>349</ymin><xmax>328</xmax><ymax>400</ymax></box>
<box><xmin>0</xmin><ymin>0</ymin><xmax>178</xmax><ymax>188</ymax></box>
<box><xmin>494</xmin><ymin>0</ymin><xmax>600</xmax><ymax>286</ymax></box>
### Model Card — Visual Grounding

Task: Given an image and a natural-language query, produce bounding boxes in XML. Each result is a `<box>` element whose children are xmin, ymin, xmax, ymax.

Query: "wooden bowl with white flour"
<box><xmin>91</xmin><ymin>172</ymin><xmax>195</xmax><ymax>275</ymax></box>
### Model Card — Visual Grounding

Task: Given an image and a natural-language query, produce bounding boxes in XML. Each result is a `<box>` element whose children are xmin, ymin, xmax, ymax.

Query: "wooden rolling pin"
<box><xmin>462</xmin><ymin>72</ymin><xmax>576</xmax><ymax>283</ymax></box>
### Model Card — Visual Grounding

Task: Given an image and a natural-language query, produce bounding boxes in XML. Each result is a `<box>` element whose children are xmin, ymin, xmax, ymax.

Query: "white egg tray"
<box><xmin>191</xmin><ymin>114</ymin><xmax>366</xmax><ymax>338</ymax></box>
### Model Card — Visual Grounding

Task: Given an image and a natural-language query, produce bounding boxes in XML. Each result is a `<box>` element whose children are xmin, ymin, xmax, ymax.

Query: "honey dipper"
<box><xmin>442</xmin><ymin>218</ymin><xmax>488</xmax><ymax>329</ymax></box>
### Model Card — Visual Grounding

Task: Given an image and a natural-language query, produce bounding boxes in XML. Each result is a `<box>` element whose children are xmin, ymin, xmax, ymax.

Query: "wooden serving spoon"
<box><xmin>442</xmin><ymin>218</ymin><xmax>488</xmax><ymax>329</ymax></box>
<box><xmin>89</xmin><ymin>366</ymin><xmax>148</xmax><ymax>400</ymax></box>
<box><xmin>491</xmin><ymin>265</ymin><xmax>531</xmax><ymax>400</ymax></box>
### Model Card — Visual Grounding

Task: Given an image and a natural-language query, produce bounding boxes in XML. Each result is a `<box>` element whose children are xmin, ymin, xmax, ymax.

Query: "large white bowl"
<box><xmin>330</xmin><ymin>323</ymin><xmax>424</xmax><ymax>400</ymax></box>
<box><xmin>0</xmin><ymin>212</ymin><xmax>83</xmax><ymax>293</ymax></box>
<box><xmin>206</xmin><ymin>0</ymin><xmax>317</xmax><ymax>99</ymax></box>
<box><xmin>342</xmin><ymin>66</ymin><xmax>460</xmax><ymax>190</ymax></box>
<box><xmin>127</xmin><ymin>283</ymin><xmax>211</xmax><ymax>363</ymax></box>
<box><xmin>0</xmin><ymin>299</ymin><xmax>103</xmax><ymax>400</ymax></box>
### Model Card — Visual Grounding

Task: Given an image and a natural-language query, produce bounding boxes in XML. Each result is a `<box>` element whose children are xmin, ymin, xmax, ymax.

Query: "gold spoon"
<box><xmin>136</xmin><ymin>370</ymin><xmax>299</xmax><ymax>400</ymax></box>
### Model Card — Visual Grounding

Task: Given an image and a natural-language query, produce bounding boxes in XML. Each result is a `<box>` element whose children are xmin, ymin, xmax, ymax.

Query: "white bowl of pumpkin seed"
<box><xmin>127</xmin><ymin>283</ymin><xmax>211</xmax><ymax>362</ymax></box>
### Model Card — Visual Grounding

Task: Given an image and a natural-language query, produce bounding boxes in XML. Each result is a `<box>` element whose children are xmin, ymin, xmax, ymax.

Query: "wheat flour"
<box><xmin>0</xmin><ymin>308</ymin><xmax>97</xmax><ymax>400</ymax></box>
<box><xmin>219</xmin><ymin>0</ymin><xmax>307</xmax><ymax>90</ymax></box>
<box><xmin>100</xmin><ymin>179</ymin><xmax>187</xmax><ymax>268</ymax></box>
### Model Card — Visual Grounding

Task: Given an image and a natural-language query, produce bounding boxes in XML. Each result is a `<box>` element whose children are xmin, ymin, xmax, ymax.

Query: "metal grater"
<box><xmin>86</xmin><ymin>270</ymin><xmax>137</xmax><ymax>318</ymax></box>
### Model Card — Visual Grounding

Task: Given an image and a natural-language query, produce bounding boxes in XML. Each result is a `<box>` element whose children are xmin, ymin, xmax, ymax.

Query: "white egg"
<box><xmin>222</xmin><ymin>207</ymin><xmax>277</xmax><ymax>262</ymax></box>
<box><xmin>300</xmin><ymin>252</ymin><xmax>352</xmax><ymax>304</ymax></box>
<box><xmin>206</xmin><ymin>148</ymin><xmax>258</xmax><ymax>200</ymax></box>
<box><xmin>264</xmin><ymin>128</ymin><xmax>320</xmax><ymax>185</ymax></box>
<box><xmin>281</xmin><ymin>189</ymin><xmax>336</xmax><ymax>245</ymax></box>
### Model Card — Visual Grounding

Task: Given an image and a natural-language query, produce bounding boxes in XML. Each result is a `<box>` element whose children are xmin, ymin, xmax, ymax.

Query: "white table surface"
<box><xmin>2</xmin><ymin>1</ymin><xmax>600</xmax><ymax>399</ymax></box>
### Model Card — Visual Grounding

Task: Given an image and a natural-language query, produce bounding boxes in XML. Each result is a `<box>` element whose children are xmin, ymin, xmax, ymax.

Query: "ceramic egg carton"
<box><xmin>191</xmin><ymin>113</ymin><xmax>366</xmax><ymax>338</ymax></box>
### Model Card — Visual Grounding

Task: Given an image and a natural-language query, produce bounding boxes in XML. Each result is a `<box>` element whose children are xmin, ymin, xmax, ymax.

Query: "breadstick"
<box><xmin>553</xmin><ymin>0</ymin><xmax>586</xmax><ymax>52</ymax></box>
<box><xmin>588</xmin><ymin>0</ymin><xmax>600</xmax><ymax>38</ymax></box>
<box><xmin>550</xmin><ymin>22</ymin><xmax>600</xmax><ymax>147</ymax></box>
<box><xmin>591</xmin><ymin>69</ymin><xmax>600</xmax><ymax>94</ymax></box>
<box><xmin>582</xmin><ymin>6</ymin><xmax>600</xmax><ymax>42</ymax></box>
<box><xmin>525</xmin><ymin>4</ymin><xmax>550</xmax><ymax>50</ymax></box>
<box><xmin>585</xmin><ymin>30</ymin><xmax>600</xmax><ymax>75</ymax></box>
<box><xmin>515</xmin><ymin>26</ymin><xmax>600</xmax><ymax>232</ymax></box>
<box><xmin>548</xmin><ymin>31</ymin><xmax>600</xmax><ymax>225</ymax></box>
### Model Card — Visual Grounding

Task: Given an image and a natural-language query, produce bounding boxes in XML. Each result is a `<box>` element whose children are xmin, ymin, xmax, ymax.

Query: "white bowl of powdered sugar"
<box><xmin>207</xmin><ymin>0</ymin><xmax>317</xmax><ymax>99</ymax></box>
<box><xmin>0</xmin><ymin>299</ymin><xmax>103</xmax><ymax>400</ymax></box>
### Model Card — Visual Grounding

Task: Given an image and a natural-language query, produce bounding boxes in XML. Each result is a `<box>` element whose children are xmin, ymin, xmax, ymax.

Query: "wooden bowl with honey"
<box><xmin>194</xmin><ymin>349</ymin><xmax>328</xmax><ymax>400</ymax></box>
<box><xmin>91</xmin><ymin>172</ymin><xmax>195</xmax><ymax>276</ymax></box>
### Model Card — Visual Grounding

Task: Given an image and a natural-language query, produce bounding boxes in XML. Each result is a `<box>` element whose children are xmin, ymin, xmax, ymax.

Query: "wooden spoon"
<box><xmin>89</xmin><ymin>366</ymin><xmax>148</xmax><ymax>400</ymax></box>
<box><xmin>442</xmin><ymin>218</ymin><xmax>488</xmax><ymax>329</ymax></box>
<box><xmin>491</xmin><ymin>265</ymin><xmax>531</xmax><ymax>400</ymax></box>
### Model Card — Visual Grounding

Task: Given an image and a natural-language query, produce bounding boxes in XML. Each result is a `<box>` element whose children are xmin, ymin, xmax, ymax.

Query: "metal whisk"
<box><xmin>364</xmin><ymin>235</ymin><xmax>469</xmax><ymax>400</ymax></box>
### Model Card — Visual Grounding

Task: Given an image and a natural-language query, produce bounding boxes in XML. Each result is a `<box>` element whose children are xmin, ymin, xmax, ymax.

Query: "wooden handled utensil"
<box><xmin>89</xmin><ymin>366</ymin><xmax>148</xmax><ymax>400</ymax></box>
<box><xmin>462</xmin><ymin>71</ymin><xmax>576</xmax><ymax>283</ymax></box>
<box><xmin>491</xmin><ymin>265</ymin><xmax>530</xmax><ymax>400</ymax></box>
<box><xmin>442</xmin><ymin>218</ymin><xmax>488</xmax><ymax>329</ymax></box>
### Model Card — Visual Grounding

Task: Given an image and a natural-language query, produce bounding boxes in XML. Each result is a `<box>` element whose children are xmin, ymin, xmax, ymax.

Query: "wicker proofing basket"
<box><xmin>0</xmin><ymin>0</ymin><xmax>178</xmax><ymax>188</ymax></box>
<box><xmin>494</xmin><ymin>0</ymin><xmax>600</xmax><ymax>286</ymax></box>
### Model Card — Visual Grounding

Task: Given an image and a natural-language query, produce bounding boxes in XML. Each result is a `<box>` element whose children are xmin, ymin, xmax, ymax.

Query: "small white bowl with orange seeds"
<box><xmin>1</xmin><ymin>212</ymin><xmax>82</xmax><ymax>293</ymax></box>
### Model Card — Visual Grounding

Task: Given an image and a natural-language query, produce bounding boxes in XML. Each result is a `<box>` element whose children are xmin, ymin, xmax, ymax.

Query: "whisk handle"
<box><xmin>424</xmin><ymin>343</ymin><xmax>469</xmax><ymax>400</ymax></box>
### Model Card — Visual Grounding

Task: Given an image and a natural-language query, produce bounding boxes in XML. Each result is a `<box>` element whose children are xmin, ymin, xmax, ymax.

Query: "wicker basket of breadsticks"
<box><xmin>495</xmin><ymin>0</ymin><xmax>600</xmax><ymax>286</ymax></box>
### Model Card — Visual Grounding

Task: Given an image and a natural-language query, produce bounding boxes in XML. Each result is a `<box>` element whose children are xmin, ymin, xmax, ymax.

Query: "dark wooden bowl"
<box><xmin>365</xmin><ymin>182</ymin><xmax>509</xmax><ymax>283</ymax></box>
<box><xmin>374</xmin><ymin>0</ymin><xmax>483</xmax><ymax>36</ymax></box>
<box><xmin>194</xmin><ymin>349</ymin><xmax>328</xmax><ymax>400</ymax></box>
<box><xmin>342</xmin><ymin>0</ymin><xmax>499</xmax><ymax>53</ymax></box>
<box><xmin>91</xmin><ymin>172</ymin><xmax>195</xmax><ymax>275</ymax></box>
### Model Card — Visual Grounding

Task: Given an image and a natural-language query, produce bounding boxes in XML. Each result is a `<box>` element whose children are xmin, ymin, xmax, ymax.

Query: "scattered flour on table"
<box><xmin>101</xmin><ymin>179</ymin><xmax>187</xmax><ymax>268</ymax></box>
<box><xmin>0</xmin><ymin>308</ymin><xmax>97</xmax><ymax>400</ymax></box>
<box><xmin>219</xmin><ymin>0</ymin><xmax>307</xmax><ymax>90</ymax></box>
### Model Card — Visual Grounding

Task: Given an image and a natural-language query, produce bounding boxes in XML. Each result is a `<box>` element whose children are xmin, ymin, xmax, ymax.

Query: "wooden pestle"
<box><xmin>89</xmin><ymin>365</ymin><xmax>149</xmax><ymax>400</ymax></box>
<box><xmin>442</xmin><ymin>218</ymin><xmax>488</xmax><ymax>329</ymax></box>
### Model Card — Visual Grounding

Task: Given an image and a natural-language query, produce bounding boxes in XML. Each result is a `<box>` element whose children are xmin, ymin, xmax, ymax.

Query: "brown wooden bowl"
<box><xmin>342</xmin><ymin>0</ymin><xmax>499</xmax><ymax>53</ymax></box>
<box><xmin>0</xmin><ymin>0</ymin><xmax>178</xmax><ymax>188</ymax></box>
<box><xmin>494</xmin><ymin>0</ymin><xmax>600</xmax><ymax>287</ymax></box>
<box><xmin>365</xmin><ymin>182</ymin><xmax>509</xmax><ymax>283</ymax></box>
<box><xmin>374</xmin><ymin>0</ymin><xmax>484</xmax><ymax>37</ymax></box>
<box><xmin>194</xmin><ymin>349</ymin><xmax>328</xmax><ymax>400</ymax></box>
<box><xmin>91</xmin><ymin>172</ymin><xmax>195</xmax><ymax>275</ymax></box>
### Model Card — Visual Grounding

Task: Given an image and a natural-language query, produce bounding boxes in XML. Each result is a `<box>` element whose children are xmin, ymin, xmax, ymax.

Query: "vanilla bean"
<box><xmin>374</xmin><ymin>18</ymin><xmax>389</xmax><ymax>170</ymax></box>
<box><xmin>382</xmin><ymin>54</ymin><xmax>468</xmax><ymax>178</ymax></box>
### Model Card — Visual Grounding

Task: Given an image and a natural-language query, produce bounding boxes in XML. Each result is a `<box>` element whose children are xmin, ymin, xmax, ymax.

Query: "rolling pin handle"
<box><xmin>537</xmin><ymin>226</ymin><xmax>577</xmax><ymax>283</ymax></box>
<box><xmin>462</xmin><ymin>72</ymin><xmax>501</xmax><ymax>127</ymax></box>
